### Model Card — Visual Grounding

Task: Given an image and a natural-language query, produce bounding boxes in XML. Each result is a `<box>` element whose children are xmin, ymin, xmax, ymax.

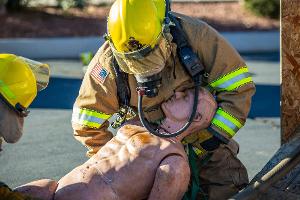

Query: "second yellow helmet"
<box><xmin>0</xmin><ymin>54</ymin><xmax>50</xmax><ymax>116</ymax></box>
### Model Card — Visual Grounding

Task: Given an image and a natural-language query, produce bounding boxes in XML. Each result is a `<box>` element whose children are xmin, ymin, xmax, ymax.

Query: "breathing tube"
<box><xmin>137</xmin><ymin>75</ymin><xmax>202</xmax><ymax>138</ymax></box>
<box><xmin>136</xmin><ymin>0</ymin><xmax>205</xmax><ymax>138</ymax></box>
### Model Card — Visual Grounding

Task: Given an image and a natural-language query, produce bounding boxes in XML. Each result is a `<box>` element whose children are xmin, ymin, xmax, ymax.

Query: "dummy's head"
<box><xmin>0</xmin><ymin>54</ymin><xmax>50</xmax><ymax>150</ymax></box>
<box><xmin>107</xmin><ymin>0</ymin><xmax>172</xmax><ymax>78</ymax></box>
<box><xmin>160</xmin><ymin>88</ymin><xmax>217</xmax><ymax>140</ymax></box>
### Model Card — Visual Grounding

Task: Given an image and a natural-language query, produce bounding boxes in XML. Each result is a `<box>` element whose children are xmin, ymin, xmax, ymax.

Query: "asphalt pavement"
<box><xmin>0</xmin><ymin>53</ymin><xmax>280</xmax><ymax>188</ymax></box>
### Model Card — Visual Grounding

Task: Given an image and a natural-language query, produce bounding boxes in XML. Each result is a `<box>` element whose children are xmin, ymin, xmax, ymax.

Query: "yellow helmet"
<box><xmin>107</xmin><ymin>0</ymin><xmax>166</xmax><ymax>53</ymax></box>
<box><xmin>0</xmin><ymin>54</ymin><xmax>50</xmax><ymax>116</ymax></box>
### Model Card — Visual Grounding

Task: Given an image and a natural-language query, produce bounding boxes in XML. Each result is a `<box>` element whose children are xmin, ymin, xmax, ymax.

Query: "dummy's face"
<box><xmin>0</xmin><ymin>101</ymin><xmax>24</xmax><ymax>150</ymax></box>
<box><xmin>160</xmin><ymin>88</ymin><xmax>217</xmax><ymax>141</ymax></box>
<box><xmin>161</xmin><ymin>90</ymin><xmax>194</xmax><ymax>122</ymax></box>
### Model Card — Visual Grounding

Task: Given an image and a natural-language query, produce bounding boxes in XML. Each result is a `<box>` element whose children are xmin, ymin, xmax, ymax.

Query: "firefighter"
<box><xmin>71</xmin><ymin>0</ymin><xmax>255</xmax><ymax>199</ymax></box>
<box><xmin>0</xmin><ymin>53</ymin><xmax>51</xmax><ymax>200</ymax></box>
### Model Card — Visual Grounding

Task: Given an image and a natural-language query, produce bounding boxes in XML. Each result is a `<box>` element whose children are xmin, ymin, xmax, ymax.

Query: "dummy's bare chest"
<box><xmin>97</xmin><ymin>130</ymin><xmax>182</xmax><ymax>163</ymax></box>
<box><xmin>86</xmin><ymin>128</ymin><xmax>185</xmax><ymax>199</ymax></box>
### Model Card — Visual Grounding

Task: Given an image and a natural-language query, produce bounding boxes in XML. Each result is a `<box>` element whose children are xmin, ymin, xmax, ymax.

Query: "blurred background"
<box><xmin>0</xmin><ymin>0</ymin><xmax>280</xmax><ymax>189</ymax></box>
<box><xmin>0</xmin><ymin>0</ymin><xmax>279</xmax><ymax>38</ymax></box>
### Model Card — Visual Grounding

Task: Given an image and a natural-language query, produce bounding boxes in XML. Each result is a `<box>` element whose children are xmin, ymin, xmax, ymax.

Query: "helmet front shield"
<box><xmin>19</xmin><ymin>57</ymin><xmax>50</xmax><ymax>92</ymax></box>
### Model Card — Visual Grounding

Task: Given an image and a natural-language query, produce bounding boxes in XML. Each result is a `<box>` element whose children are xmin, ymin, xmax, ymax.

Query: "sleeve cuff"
<box><xmin>200</xmin><ymin>136</ymin><xmax>220</xmax><ymax>151</ymax></box>
<box><xmin>207</xmin><ymin>126</ymin><xmax>230</xmax><ymax>144</ymax></box>
<box><xmin>199</xmin><ymin>127</ymin><xmax>229</xmax><ymax>152</ymax></box>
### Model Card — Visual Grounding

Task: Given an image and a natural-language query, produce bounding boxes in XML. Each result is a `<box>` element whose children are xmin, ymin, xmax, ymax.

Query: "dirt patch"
<box><xmin>172</xmin><ymin>2</ymin><xmax>279</xmax><ymax>31</ymax></box>
<box><xmin>0</xmin><ymin>2</ymin><xmax>279</xmax><ymax>38</ymax></box>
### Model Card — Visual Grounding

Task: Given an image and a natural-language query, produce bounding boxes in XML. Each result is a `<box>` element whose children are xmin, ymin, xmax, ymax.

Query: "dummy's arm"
<box><xmin>11</xmin><ymin>179</ymin><xmax>58</xmax><ymax>200</ymax></box>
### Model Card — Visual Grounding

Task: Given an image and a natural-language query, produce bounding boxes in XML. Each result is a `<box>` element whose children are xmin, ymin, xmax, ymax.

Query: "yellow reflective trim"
<box><xmin>225</xmin><ymin>77</ymin><xmax>253</xmax><ymax>91</ymax></box>
<box><xmin>192</xmin><ymin>146</ymin><xmax>206</xmax><ymax>156</ymax></box>
<box><xmin>79</xmin><ymin>120</ymin><xmax>101</xmax><ymax>129</ymax></box>
<box><xmin>211</xmin><ymin>118</ymin><xmax>235</xmax><ymax>137</ymax></box>
<box><xmin>72</xmin><ymin>107</ymin><xmax>112</xmax><ymax>129</ymax></box>
<box><xmin>210</xmin><ymin>67</ymin><xmax>248</xmax><ymax>87</ymax></box>
<box><xmin>209</xmin><ymin>66</ymin><xmax>253</xmax><ymax>91</ymax></box>
<box><xmin>212</xmin><ymin>108</ymin><xmax>244</xmax><ymax>137</ymax></box>
<box><xmin>79</xmin><ymin>108</ymin><xmax>111</xmax><ymax>120</ymax></box>
<box><xmin>216</xmin><ymin>109</ymin><xmax>243</xmax><ymax>129</ymax></box>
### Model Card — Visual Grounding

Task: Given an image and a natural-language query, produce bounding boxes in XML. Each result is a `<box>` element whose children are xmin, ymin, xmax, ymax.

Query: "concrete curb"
<box><xmin>0</xmin><ymin>31</ymin><xmax>279</xmax><ymax>59</ymax></box>
<box><xmin>0</xmin><ymin>37</ymin><xmax>105</xmax><ymax>59</ymax></box>
<box><xmin>222</xmin><ymin>31</ymin><xmax>279</xmax><ymax>53</ymax></box>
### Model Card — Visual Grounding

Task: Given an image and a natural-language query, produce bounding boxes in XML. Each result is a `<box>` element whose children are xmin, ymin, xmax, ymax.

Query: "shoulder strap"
<box><xmin>112</xmin><ymin>58</ymin><xmax>131</xmax><ymax>107</ymax></box>
<box><xmin>168</xmin><ymin>13</ymin><xmax>205</xmax><ymax>79</ymax></box>
<box><xmin>168</xmin><ymin>13</ymin><xmax>189</xmax><ymax>49</ymax></box>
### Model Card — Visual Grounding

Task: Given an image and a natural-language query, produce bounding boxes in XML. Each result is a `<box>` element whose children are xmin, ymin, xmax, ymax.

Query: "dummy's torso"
<box><xmin>55</xmin><ymin>125</ymin><xmax>187</xmax><ymax>200</ymax></box>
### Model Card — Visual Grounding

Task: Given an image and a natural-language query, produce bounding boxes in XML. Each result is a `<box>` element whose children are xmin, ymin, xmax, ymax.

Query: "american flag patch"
<box><xmin>91</xmin><ymin>63</ymin><xmax>109</xmax><ymax>84</ymax></box>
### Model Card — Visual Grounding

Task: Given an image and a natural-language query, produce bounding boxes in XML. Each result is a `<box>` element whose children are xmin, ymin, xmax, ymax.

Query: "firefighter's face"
<box><xmin>0</xmin><ymin>100</ymin><xmax>24</xmax><ymax>150</ymax></box>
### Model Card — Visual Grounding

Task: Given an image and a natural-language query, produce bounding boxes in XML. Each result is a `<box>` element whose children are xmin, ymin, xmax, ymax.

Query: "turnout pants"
<box><xmin>196</xmin><ymin>140</ymin><xmax>249</xmax><ymax>200</ymax></box>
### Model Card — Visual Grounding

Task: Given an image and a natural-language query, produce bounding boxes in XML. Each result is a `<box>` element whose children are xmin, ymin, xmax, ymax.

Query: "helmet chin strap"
<box><xmin>137</xmin><ymin>74</ymin><xmax>202</xmax><ymax>138</ymax></box>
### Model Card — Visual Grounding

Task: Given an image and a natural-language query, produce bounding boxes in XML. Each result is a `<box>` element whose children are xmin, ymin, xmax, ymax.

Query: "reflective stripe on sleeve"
<box><xmin>209</xmin><ymin>66</ymin><xmax>253</xmax><ymax>91</ymax></box>
<box><xmin>211</xmin><ymin>108</ymin><xmax>243</xmax><ymax>137</ymax></box>
<box><xmin>72</xmin><ymin>107</ymin><xmax>112</xmax><ymax>129</ymax></box>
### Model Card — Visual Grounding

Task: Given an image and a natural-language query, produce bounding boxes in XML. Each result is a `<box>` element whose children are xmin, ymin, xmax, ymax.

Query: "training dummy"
<box><xmin>15</xmin><ymin>87</ymin><xmax>216</xmax><ymax>200</ymax></box>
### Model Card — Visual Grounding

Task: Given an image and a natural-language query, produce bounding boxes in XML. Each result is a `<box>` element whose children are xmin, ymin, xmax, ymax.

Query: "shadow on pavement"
<box><xmin>31</xmin><ymin>77</ymin><xmax>280</xmax><ymax>118</ymax></box>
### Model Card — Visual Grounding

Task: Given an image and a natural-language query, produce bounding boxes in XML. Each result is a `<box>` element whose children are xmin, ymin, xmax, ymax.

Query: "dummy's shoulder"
<box><xmin>116</xmin><ymin>125</ymin><xmax>148</xmax><ymax>140</ymax></box>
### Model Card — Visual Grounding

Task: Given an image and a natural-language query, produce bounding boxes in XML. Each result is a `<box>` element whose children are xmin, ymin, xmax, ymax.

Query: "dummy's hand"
<box><xmin>160</xmin><ymin>87</ymin><xmax>217</xmax><ymax>141</ymax></box>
